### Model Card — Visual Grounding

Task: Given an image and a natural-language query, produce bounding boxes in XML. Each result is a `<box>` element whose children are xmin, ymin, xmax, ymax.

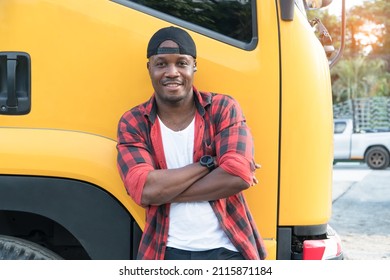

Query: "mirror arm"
<box><xmin>329</xmin><ymin>0</ymin><xmax>346</xmax><ymax>68</ymax></box>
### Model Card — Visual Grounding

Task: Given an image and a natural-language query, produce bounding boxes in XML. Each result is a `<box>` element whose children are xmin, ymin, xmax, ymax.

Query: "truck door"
<box><xmin>334</xmin><ymin>120</ymin><xmax>351</xmax><ymax>159</ymax></box>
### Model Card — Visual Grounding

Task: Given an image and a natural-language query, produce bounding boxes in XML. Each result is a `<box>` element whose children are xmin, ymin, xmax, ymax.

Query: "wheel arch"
<box><xmin>364</xmin><ymin>144</ymin><xmax>390</xmax><ymax>157</ymax></box>
<box><xmin>0</xmin><ymin>175</ymin><xmax>141</xmax><ymax>259</ymax></box>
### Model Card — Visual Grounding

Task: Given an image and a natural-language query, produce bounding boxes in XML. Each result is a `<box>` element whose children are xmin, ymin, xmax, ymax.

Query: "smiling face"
<box><xmin>147</xmin><ymin>40</ymin><xmax>196</xmax><ymax>106</ymax></box>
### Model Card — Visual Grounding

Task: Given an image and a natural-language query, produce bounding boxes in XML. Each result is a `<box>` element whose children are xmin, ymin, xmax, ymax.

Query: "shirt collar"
<box><xmin>143</xmin><ymin>86</ymin><xmax>212</xmax><ymax>124</ymax></box>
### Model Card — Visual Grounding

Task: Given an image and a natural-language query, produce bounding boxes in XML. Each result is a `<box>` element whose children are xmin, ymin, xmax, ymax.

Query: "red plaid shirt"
<box><xmin>117</xmin><ymin>87</ymin><xmax>266</xmax><ymax>260</ymax></box>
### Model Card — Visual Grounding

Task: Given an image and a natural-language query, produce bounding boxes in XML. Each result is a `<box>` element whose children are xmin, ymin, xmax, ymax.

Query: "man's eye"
<box><xmin>178</xmin><ymin>61</ymin><xmax>189</xmax><ymax>67</ymax></box>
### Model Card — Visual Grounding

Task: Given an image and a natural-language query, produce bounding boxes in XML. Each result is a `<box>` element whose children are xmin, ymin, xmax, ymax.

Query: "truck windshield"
<box><xmin>123</xmin><ymin>0</ymin><xmax>254</xmax><ymax>43</ymax></box>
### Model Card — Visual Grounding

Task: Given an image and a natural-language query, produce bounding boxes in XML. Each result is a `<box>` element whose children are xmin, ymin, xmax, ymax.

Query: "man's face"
<box><xmin>147</xmin><ymin>40</ymin><xmax>196</xmax><ymax>105</ymax></box>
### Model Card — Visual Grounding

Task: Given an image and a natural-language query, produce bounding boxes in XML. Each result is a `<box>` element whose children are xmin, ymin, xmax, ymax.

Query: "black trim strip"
<box><xmin>275</xmin><ymin>0</ymin><xmax>283</xmax><ymax>260</ymax></box>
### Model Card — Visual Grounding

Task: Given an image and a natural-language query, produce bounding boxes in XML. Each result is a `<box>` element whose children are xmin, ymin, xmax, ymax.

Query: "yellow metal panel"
<box><xmin>1</xmin><ymin>0</ymin><xmax>281</xmax><ymax>248</ymax></box>
<box><xmin>0</xmin><ymin>0</ymin><xmax>150</xmax><ymax>137</ymax></box>
<box><xmin>0</xmin><ymin>127</ymin><xmax>146</xmax><ymax>228</ymax></box>
<box><xmin>278</xmin><ymin>8</ymin><xmax>333</xmax><ymax>225</ymax></box>
<box><xmin>263</xmin><ymin>239</ymin><xmax>277</xmax><ymax>260</ymax></box>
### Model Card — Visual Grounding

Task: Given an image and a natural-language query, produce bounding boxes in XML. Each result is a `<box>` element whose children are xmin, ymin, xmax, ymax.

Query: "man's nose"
<box><xmin>165</xmin><ymin>64</ymin><xmax>179</xmax><ymax>76</ymax></box>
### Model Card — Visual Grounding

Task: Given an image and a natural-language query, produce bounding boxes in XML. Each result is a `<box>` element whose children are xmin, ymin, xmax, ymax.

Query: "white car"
<box><xmin>333</xmin><ymin>119</ymin><xmax>390</xmax><ymax>169</ymax></box>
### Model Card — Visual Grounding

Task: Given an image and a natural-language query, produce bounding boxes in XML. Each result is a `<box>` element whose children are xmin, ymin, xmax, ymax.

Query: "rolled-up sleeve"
<box><xmin>213</xmin><ymin>95</ymin><xmax>255</xmax><ymax>185</ymax></box>
<box><xmin>216</xmin><ymin>123</ymin><xmax>255</xmax><ymax>185</ymax></box>
<box><xmin>219</xmin><ymin>153</ymin><xmax>254</xmax><ymax>185</ymax></box>
<box><xmin>117</xmin><ymin>111</ymin><xmax>155</xmax><ymax>206</ymax></box>
<box><xmin>122</xmin><ymin>163</ymin><xmax>154</xmax><ymax>206</ymax></box>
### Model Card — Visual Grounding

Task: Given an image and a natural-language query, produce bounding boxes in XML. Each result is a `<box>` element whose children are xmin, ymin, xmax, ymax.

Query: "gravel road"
<box><xmin>330</xmin><ymin>163</ymin><xmax>390</xmax><ymax>260</ymax></box>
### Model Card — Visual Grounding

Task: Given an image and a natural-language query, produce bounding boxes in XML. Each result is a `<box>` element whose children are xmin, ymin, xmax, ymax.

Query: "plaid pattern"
<box><xmin>117</xmin><ymin>87</ymin><xmax>267</xmax><ymax>260</ymax></box>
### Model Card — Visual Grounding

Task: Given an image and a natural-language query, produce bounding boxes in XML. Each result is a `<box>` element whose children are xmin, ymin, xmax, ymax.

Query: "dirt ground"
<box><xmin>339</xmin><ymin>233</ymin><xmax>390</xmax><ymax>260</ymax></box>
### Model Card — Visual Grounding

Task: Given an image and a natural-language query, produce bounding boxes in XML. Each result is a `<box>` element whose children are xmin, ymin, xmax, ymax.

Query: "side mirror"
<box><xmin>305</xmin><ymin>0</ymin><xmax>333</xmax><ymax>10</ymax></box>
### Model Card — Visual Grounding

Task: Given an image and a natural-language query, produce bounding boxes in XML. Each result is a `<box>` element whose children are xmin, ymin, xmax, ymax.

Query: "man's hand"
<box><xmin>251</xmin><ymin>163</ymin><xmax>261</xmax><ymax>186</ymax></box>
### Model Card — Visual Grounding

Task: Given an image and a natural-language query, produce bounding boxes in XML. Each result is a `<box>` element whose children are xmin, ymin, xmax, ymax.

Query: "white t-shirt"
<box><xmin>158</xmin><ymin>116</ymin><xmax>237</xmax><ymax>251</ymax></box>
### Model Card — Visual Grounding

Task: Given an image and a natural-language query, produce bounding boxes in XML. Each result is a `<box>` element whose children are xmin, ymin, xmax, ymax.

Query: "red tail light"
<box><xmin>303</xmin><ymin>234</ymin><xmax>343</xmax><ymax>260</ymax></box>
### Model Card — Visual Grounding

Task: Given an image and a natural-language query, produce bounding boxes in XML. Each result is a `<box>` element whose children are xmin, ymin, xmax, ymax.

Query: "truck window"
<box><xmin>112</xmin><ymin>0</ymin><xmax>255</xmax><ymax>45</ymax></box>
<box><xmin>334</xmin><ymin>122</ymin><xmax>347</xmax><ymax>134</ymax></box>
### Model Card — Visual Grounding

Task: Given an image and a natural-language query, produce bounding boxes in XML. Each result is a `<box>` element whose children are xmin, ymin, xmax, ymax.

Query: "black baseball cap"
<box><xmin>147</xmin><ymin>26</ymin><xmax>197</xmax><ymax>58</ymax></box>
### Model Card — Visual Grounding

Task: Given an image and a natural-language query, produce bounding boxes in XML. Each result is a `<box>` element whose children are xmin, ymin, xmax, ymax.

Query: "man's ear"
<box><xmin>147</xmin><ymin>61</ymin><xmax>153</xmax><ymax>76</ymax></box>
<box><xmin>193</xmin><ymin>61</ymin><xmax>197</xmax><ymax>72</ymax></box>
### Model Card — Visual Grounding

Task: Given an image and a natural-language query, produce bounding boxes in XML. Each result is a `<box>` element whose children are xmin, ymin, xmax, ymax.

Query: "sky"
<box><xmin>325</xmin><ymin>0</ymin><xmax>370</xmax><ymax>15</ymax></box>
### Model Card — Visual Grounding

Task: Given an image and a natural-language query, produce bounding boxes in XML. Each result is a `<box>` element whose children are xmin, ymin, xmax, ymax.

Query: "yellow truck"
<box><xmin>0</xmin><ymin>0</ymin><xmax>343</xmax><ymax>260</ymax></box>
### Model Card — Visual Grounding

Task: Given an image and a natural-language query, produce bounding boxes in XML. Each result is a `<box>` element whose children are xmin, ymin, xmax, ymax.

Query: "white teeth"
<box><xmin>165</xmin><ymin>83</ymin><xmax>180</xmax><ymax>87</ymax></box>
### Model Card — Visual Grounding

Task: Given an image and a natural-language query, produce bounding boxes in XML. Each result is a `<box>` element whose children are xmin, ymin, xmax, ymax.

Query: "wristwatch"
<box><xmin>199</xmin><ymin>155</ymin><xmax>216</xmax><ymax>171</ymax></box>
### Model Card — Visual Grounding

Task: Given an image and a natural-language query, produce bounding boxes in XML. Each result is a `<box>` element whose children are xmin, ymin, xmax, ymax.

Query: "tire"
<box><xmin>365</xmin><ymin>146</ymin><xmax>390</xmax><ymax>170</ymax></box>
<box><xmin>0</xmin><ymin>235</ymin><xmax>63</xmax><ymax>260</ymax></box>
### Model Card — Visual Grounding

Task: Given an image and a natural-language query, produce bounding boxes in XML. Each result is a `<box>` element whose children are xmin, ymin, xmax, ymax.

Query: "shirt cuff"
<box><xmin>219</xmin><ymin>153</ymin><xmax>254</xmax><ymax>185</ymax></box>
<box><xmin>125</xmin><ymin>163</ymin><xmax>154</xmax><ymax>206</ymax></box>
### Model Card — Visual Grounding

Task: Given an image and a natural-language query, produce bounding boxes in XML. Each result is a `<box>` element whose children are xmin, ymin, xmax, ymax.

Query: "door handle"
<box><xmin>0</xmin><ymin>52</ymin><xmax>31</xmax><ymax>115</ymax></box>
<box><xmin>6</xmin><ymin>58</ymin><xmax>17</xmax><ymax>109</ymax></box>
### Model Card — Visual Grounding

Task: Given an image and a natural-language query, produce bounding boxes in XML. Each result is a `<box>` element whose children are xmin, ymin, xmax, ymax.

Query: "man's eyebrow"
<box><xmin>152</xmin><ymin>55</ymin><xmax>192</xmax><ymax>62</ymax></box>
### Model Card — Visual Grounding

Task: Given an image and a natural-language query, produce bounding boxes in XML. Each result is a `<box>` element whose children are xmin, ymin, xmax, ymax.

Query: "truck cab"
<box><xmin>1</xmin><ymin>0</ymin><xmax>343</xmax><ymax>260</ymax></box>
<box><xmin>334</xmin><ymin>119</ymin><xmax>355</xmax><ymax>160</ymax></box>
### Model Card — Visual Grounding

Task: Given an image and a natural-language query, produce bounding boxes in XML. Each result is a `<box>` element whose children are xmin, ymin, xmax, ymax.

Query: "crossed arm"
<box><xmin>141</xmin><ymin>161</ymin><xmax>256</xmax><ymax>206</ymax></box>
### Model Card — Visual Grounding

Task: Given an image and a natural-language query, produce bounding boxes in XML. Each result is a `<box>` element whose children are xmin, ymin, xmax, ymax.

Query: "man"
<box><xmin>117</xmin><ymin>26</ymin><xmax>266</xmax><ymax>260</ymax></box>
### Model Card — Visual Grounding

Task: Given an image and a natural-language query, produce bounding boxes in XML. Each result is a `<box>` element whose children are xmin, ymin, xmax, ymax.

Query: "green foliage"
<box><xmin>308</xmin><ymin>0</ymin><xmax>390</xmax><ymax>103</ymax></box>
<box><xmin>332</xmin><ymin>56</ymin><xmax>389</xmax><ymax>103</ymax></box>
<box><xmin>350</xmin><ymin>0</ymin><xmax>390</xmax><ymax>56</ymax></box>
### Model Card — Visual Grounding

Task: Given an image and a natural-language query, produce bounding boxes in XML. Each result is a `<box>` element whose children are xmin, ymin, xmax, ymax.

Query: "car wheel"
<box><xmin>0</xmin><ymin>235</ymin><xmax>62</xmax><ymax>260</ymax></box>
<box><xmin>365</xmin><ymin>146</ymin><xmax>390</xmax><ymax>170</ymax></box>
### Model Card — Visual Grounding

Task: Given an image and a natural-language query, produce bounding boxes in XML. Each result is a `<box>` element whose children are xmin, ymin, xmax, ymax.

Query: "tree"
<box><xmin>332</xmin><ymin>56</ymin><xmax>389</xmax><ymax>103</ymax></box>
<box><xmin>308</xmin><ymin>0</ymin><xmax>389</xmax><ymax>59</ymax></box>
<box><xmin>350</xmin><ymin>0</ymin><xmax>390</xmax><ymax>59</ymax></box>
<box><xmin>307</xmin><ymin>0</ymin><xmax>390</xmax><ymax>102</ymax></box>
